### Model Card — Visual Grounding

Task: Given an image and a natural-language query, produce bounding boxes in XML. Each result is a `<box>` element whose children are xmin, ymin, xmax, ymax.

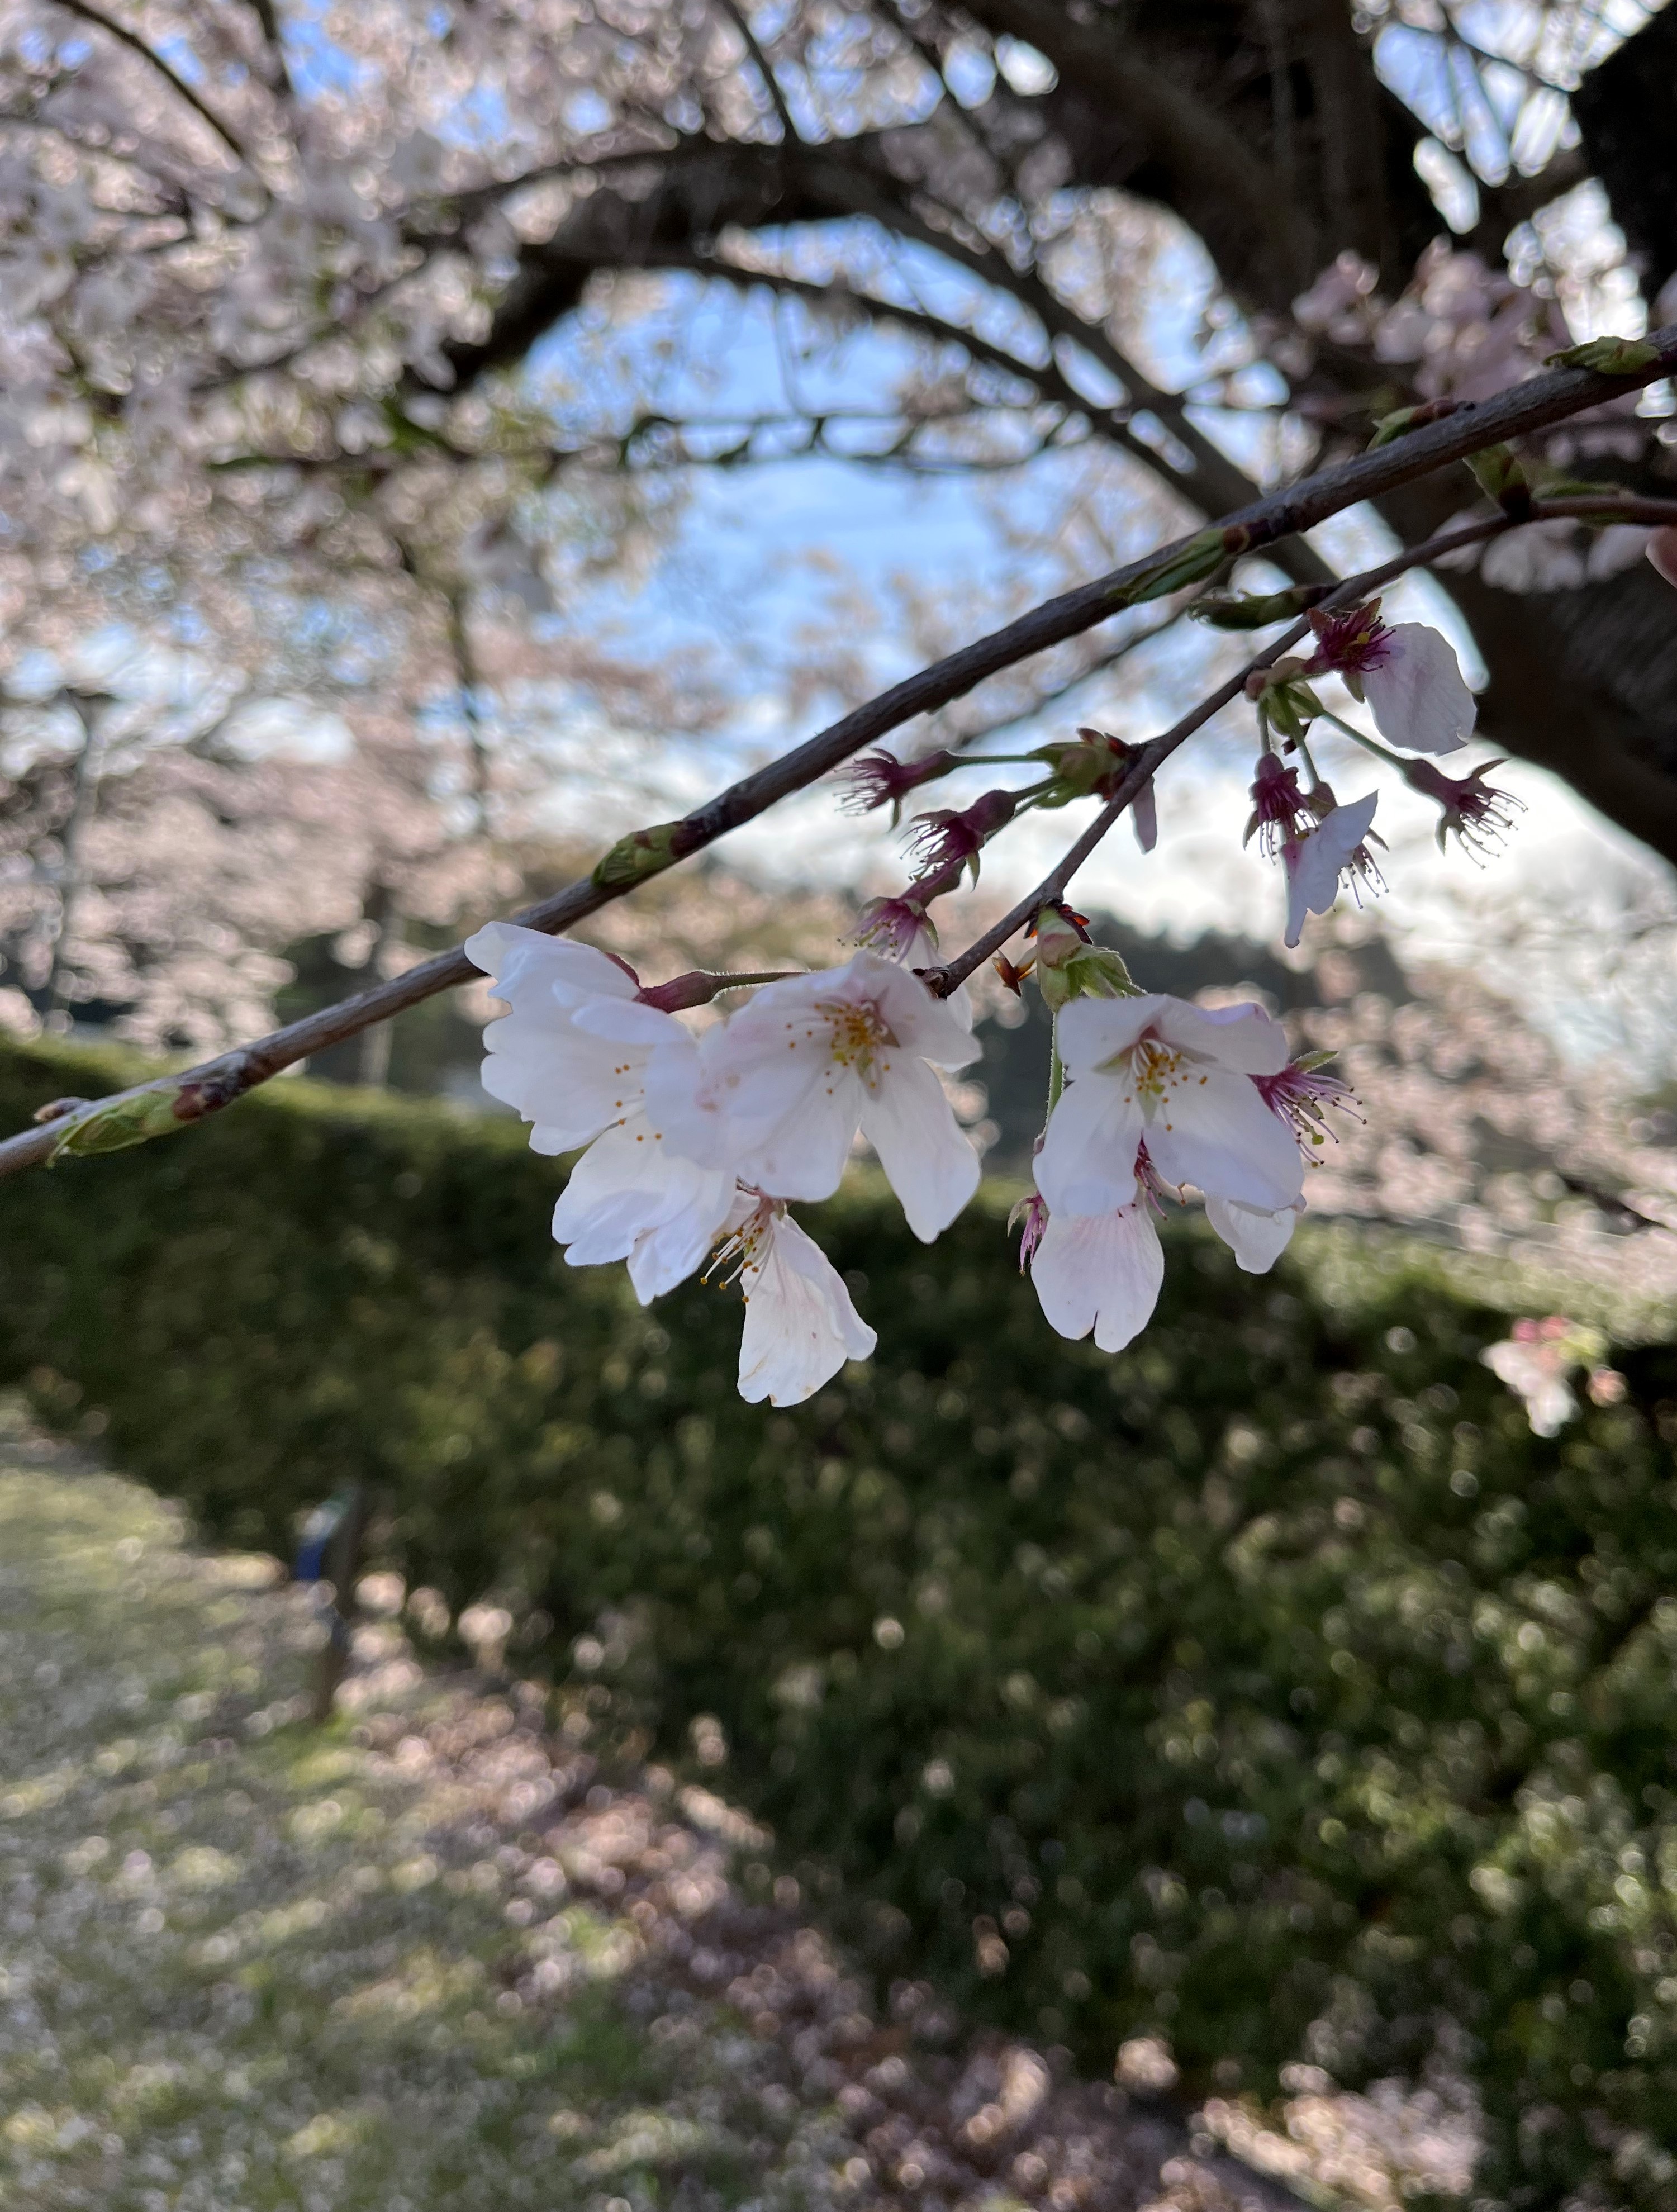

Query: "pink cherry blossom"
<box><xmin>1037</xmin><ymin>993</ymin><xmax>1302</xmax><ymax>1217</ymax></box>
<box><xmin>653</xmin><ymin>950</ymin><xmax>980</xmax><ymax>1241</ymax></box>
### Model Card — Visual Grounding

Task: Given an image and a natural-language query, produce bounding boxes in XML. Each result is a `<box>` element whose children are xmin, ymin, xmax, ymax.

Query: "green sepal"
<box><xmin>1191</xmin><ymin>588</ymin><xmax>1314</xmax><ymax>630</ymax></box>
<box><xmin>49</xmin><ymin>1085</ymin><xmax>189</xmax><ymax>1162</ymax></box>
<box><xmin>1368</xmin><ymin>404</ymin><xmax>1426</xmax><ymax>449</ymax></box>
<box><xmin>591</xmin><ymin>822</ymin><xmax>683</xmax><ymax>890</ymax></box>
<box><xmin>1032</xmin><ymin>906</ymin><xmax>1139</xmax><ymax>1012</ymax></box>
<box><xmin>1545</xmin><ymin>337</ymin><xmax>1660</xmax><ymax>376</ymax></box>
<box><xmin>1117</xmin><ymin>527</ymin><xmax>1232</xmax><ymax>609</ymax></box>
<box><xmin>1465</xmin><ymin>444</ymin><xmax>1531</xmax><ymax>515</ymax></box>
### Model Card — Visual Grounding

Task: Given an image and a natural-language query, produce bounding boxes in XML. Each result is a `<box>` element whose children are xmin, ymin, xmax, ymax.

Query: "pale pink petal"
<box><xmin>571</xmin><ymin>999</ymin><xmax>690</xmax><ymax>1047</ymax></box>
<box><xmin>466</xmin><ymin>923</ymin><xmax>638</xmax><ymax>1006</ymax></box>
<box><xmin>552</xmin><ymin>1113</ymin><xmax>737</xmax><ymax>1299</ymax></box>
<box><xmin>738</xmin><ymin>1216</ymin><xmax>877</xmax><ymax>1405</ymax></box>
<box><xmin>1147</xmin><ymin>1072</ymin><xmax>1307</xmax><ymax>1211</ymax></box>
<box><xmin>1035</xmin><ymin>1071</ymin><xmax>1145</xmax><ymax>1217</ymax></box>
<box><xmin>730</xmin><ymin>1073</ymin><xmax>862</xmax><ymax>1202</ymax></box>
<box><xmin>1152</xmin><ymin>998</ymin><xmax>1290</xmax><ymax>1076</ymax></box>
<box><xmin>1053</xmin><ymin>993</ymin><xmax>1170</xmax><ymax>1078</ymax></box>
<box><xmin>1363</xmin><ymin>623</ymin><xmax>1475</xmax><ymax>754</ymax></box>
<box><xmin>858</xmin><ymin>1055</ymin><xmax>980</xmax><ymax>1241</ymax></box>
<box><xmin>858</xmin><ymin>951</ymin><xmax>977</xmax><ymax>1069</ymax></box>
<box><xmin>1282</xmin><ymin>790</ymin><xmax>1379</xmax><ymax>949</ymax></box>
<box><xmin>1205</xmin><ymin>1194</ymin><xmax>1301</xmax><ymax>1273</ymax></box>
<box><xmin>1031</xmin><ymin>1203</ymin><xmax>1163</xmax><ymax>1353</ymax></box>
<box><xmin>1132</xmin><ymin>780</ymin><xmax>1158</xmax><ymax>853</ymax></box>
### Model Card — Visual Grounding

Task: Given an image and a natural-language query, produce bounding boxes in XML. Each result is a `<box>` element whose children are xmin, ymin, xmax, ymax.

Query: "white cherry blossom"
<box><xmin>549</xmin><ymin>1039</ymin><xmax>739</xmax><ymax>1304</ymax></box>
<box><xmin>716</xmin><ymin>1194</ymin><xmax>878</xmax><ymax>1404</ymax></box>
<box><xmin>467</xmin><ymin>922</ymin><xmax>661</xmax><ymax>1152</ymax></box>
<box><xmin>1281</xmin><ymin>791</ymin><xmax>1382</xmax><ymax>949</ymax></box>
<box><xmin>1037</xmin><ymin>994</ymin><xmax>1302</xmax><ymax>1217</ymax></box>
<box><xmin>1205</xmin><ymin>1194</ymin><xmax>1304</xmax><ymax>1274</ymax></box>
<box><xmin>654</xmin><ymin>950</ymin><xmax>979</xmax><ymax>1241</ymax></box>
<box><xmin>1307</xmin><ymin>605</ymin><xmax>1474</xmax><ymax>755</ymax></box>
<box><xmin>1030</xmin><ymin>1193</ymin><xmax>1165</xmax><ymax>1353</ymax></box>
<box><xmin>469</xmin><ymin>922</ymin><xmax>737</xmax><ymax>1300</ymax></box>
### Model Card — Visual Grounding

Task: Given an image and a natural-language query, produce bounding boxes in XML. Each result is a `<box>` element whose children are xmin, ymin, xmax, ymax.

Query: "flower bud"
<box><xmin>1030</xmin><ymin>904</ymin><xmax>1137</xmax><ymax>1010</ymax></box>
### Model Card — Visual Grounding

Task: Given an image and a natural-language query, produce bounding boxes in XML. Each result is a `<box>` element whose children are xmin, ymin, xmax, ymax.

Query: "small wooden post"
<box><xmin>310</xmin><ymin>1484</ymin><xmax>368</xmax><ymax>1725</ymax></box>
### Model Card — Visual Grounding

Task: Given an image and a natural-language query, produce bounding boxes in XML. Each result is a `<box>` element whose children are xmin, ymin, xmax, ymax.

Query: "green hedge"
<box><xmin>4</xmin><ymin>1035</ymin><xmax>1677</xmax><ymax>2208</ymax></box>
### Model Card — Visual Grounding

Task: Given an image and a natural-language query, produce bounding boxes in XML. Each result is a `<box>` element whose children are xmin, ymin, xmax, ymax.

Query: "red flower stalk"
<box><xmin>1398</xmin><ymin>754</ymin><xmax>1525</xmax><ymax>856</ymax></box>
<box><xmin>840</xmin><ymin>747</ymin><xmax>961</xmax><ymax>823</ymax></box>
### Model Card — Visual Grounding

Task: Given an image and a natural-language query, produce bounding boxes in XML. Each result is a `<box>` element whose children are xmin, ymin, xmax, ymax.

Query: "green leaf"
<box><xmin>1116</xmin><ymin>527</ymin><xmax>1231</xmax><ymax>607</ymax></box>
<box><xmin>1545</xmin><ymin>337</ymin><xmax>1660</xmax><ymax>376</ymax></box>
<box><xmin>590</xmin><ymin>821</ymin><xmax>684</xmax><ymax>891</ymax></box>
<box><xmin>1191</xmin><ymin>589</ymin><xmax>1315</xmax><ymax>630</ymax></box>
<box><xmin>49</xmin><ymin>1085</ymin><xmax>189</xmax><ymax>1162</ymax></box>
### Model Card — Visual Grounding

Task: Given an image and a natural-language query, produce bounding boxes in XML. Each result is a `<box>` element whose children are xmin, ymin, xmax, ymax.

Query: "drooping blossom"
<box><xmin>711</xmin><ymin>1192</ymin><xmax>877</xmax><ymax>1405</ymax></box>
<box><xmin>653</xmin><ymin>950</ymin><xmax>980</xmax><ymax>1242</ymax></box>
<box><xmin>904</xmin><ymin>789</ymin><xmax>1016</xmax><ymax>881</ymax></box>
<box><xmin>1649</xmin><ymin>526</ymin><xmax>1677</xmax><ymax>592</ymax></box>
<box><xmin>1305</xmin><ymin>601</ymin><xmax>1475</xmax><ymax>754</ymax></box>
<box><xmin>840</xmin><ymin>748</ymin><xmax>960</xmax><ymax>822</ymax></box>
<box><xmin>1036</xmin><ymin>993</ymin><xmax>1303</xmax><ymax>1218</ymax></box>
<box><xmin>1205</xmin><ymin>1194</ymin><xmax>1304</xmax><ymax>1274</ymax></box>
<box><xmin>1030</xmin><ymin>1185</ymin><xmax>1165</xmax><ymax>1353</ymax></box>
<box><xmin>468</xmin><ymin>922</ymin><xmax>737</xmax><ymax>1299</ymax></box>
<box><xmin>1398</xmin><ymin>755</ymin><xmax>1525</xmax><ymax>856</ymax></box>
<box><xmin>1281</xmin><ymin>790</ymin><xmax>1383</xmax><ymax>948</ymax></box>
<box><xmin>852</xmin><ymin>891</ymin><xmax>934</xmax><ymax>963</ymax></box>
<box><xmin>1244</xmin><ymin>753</ymin><xmax>1314</xmax><ymax>859</ymax></box>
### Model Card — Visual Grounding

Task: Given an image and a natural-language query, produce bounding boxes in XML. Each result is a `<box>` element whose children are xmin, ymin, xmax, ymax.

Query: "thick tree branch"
<box><xmin>4</xmin><ymin>340</ymin><xmax>1675</xmax><ymax>1180</ymax></box>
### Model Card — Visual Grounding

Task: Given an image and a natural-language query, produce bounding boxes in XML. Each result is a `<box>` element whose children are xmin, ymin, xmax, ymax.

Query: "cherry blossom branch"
<box><xmin>3</xmin><ymin>336</ymin><xmax>1675</xmax><ymax>1182</ymax></box>
<box><xmin>925</xmin><ymin>494</ymin><xmax>1677</xmax><ymax>993</ymax></box>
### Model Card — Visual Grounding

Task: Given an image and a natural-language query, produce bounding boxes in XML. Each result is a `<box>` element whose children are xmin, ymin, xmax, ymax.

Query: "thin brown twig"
<box><xmin>925</xmin><ymin>510</ymin><xmax>1531</xmax><ymax>994</ymax></box>
<box><xmin>935</xmin><ymin>488</ymin><xmax>1677</xmax><ymax>990</ymax></box>
<box><xmin>4</xmin><ymin>344</ymin><xmax>1676</xmax><ymax>1184</ymax></box>
<box><xmin>50</xmin><ymin>0</ymin><xmax>249</xmax><ymax>164</ymax></box>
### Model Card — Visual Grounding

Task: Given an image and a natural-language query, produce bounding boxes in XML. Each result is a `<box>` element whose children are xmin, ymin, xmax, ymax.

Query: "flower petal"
<box><xmin>1053</xmin><ymin>993</ymin><xmax>1168</xmax><ymax>1078</ymax></box>
<box><xmin>1034</xmin><ymin>1071</ymin><xmax>1144</xmax><ymax>1217</ymax></box>
<box><xmin>1031</xmin><ymin>1203</ymin><xmax>1163</xmax><ymax>1353</ymax></box>
<box><xmin>552</xmin><ymin>1113</ymin><xmax>737</xmax><ymax>1299</ymax></box>
<box><xmin>467</xmin><ymin>923</ymin><xmax>639</xmax><ymax>1007</ymax></box>
<box><xmin>1147</xmin><ymin>1069</ymin><xmax>1306</xmax><ymax>1211</ymax></box>
<box><xmin>1205</xmin><ymin>1193</ymin><xmax>1301</xmax><ymax>1273</ymax></box>
<box><xmin>1152</xmin><ymin>998</ymin><xmax>1290</xmax><ymax>1076</ymax></box>
<box><xmin>858</xmin><ymin>1056</ymin><xmax>980</xmax><ymax>1241</ymax></box>
<box><xmin>738</xmin><ymin>1216</ymin><xmax>877</xmax><ymax>1405</ymax></box>
<box><xmin>853</xmin><ymin>951</ymin><xmax>977</xmax><ymax>1068</ymax></box>
<box><xmin>1364</xmin><ymin>623</ymin><xmax>1475</xmax><ymax>754</ymax></box>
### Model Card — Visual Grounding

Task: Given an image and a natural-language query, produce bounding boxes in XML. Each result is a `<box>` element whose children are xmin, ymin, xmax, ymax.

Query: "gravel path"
<box><xmin>0</xmin><ymin>1412</ymin><xmax>1471</xmax><ymax>2212</ymax></box>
